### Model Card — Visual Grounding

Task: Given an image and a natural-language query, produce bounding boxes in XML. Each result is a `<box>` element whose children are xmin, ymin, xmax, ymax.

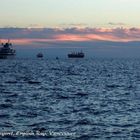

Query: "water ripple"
<box><xmin>0</xmin><ymin>59</ymin><xmax>140</xmax><ymax>139</ymax></box>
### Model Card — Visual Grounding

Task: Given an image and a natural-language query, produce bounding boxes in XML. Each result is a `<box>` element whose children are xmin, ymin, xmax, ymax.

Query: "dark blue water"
<box><xmin>0</xmin><ymin>58</ymin><xmax>140</xmax><ymax>139</ymax></box>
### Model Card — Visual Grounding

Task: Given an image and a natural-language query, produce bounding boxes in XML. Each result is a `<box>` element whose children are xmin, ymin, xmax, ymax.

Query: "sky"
<box><xmin>0</xmin><ymin>0</ymin><xmax>140</xmax><ymax>58</ymax></box>
<box><xmin>0</xmin><ymin>0</ymin><xmax>140</xmax><ymax>28</ymax></box>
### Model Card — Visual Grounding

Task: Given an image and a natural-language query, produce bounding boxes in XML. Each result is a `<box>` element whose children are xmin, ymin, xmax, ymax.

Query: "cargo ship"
<box><xmin>68</xmin><ymin>51</ymin><xmax>84</xmax><ymax>58</ymax></box>
<box><xmin>0</xmin><ymin>40</ymin><xmax>16</xmax><ymax>59</ymax></box>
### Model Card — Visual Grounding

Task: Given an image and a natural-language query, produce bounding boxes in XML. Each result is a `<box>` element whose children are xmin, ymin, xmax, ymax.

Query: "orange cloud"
<box><xmin>54</xmin><ymin>34</ymin><xmax>90</xmax><ymax>41</ymax></box>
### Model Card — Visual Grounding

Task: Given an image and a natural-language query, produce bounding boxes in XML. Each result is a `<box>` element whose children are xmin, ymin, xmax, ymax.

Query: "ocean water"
<box><xmin>0</xmin><ymin>58</ymin><xmax>140</xmax><ymax>140</ymax></box>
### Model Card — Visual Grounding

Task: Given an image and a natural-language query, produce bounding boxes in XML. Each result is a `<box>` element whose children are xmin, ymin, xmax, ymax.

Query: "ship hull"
<box><xmin>0</xmin><ymin>53</ymin><xmax>16</xmax><ymax>59</ymax></box>
<box><xmin>68</xmin><ymin>54</ymin><xmax>84</xmax><ymax>58</ymax></box>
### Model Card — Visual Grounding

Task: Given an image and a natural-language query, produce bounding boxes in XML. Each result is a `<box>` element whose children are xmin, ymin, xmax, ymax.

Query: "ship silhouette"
<box><xmin>68</xmin><ymin>51</ymin><xmax>84</xmax><ymax>58</ymax></box>
<box><xmin>0</xmin><ymin>40</ymin><xmax>16</xmax><ymax>59</ymax></box>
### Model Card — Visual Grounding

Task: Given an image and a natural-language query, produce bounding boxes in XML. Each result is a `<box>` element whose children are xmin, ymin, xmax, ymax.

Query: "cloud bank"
<box><xmin>0</xmin><ymin>27</ymin><xmax>140</xmax><ymax>45</ymax></box>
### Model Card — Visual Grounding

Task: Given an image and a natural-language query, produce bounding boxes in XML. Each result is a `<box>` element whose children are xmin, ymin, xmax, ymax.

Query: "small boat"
<box><xmin>37</xmin><ymin>53</ymin><xmax>43</xmax><ymax>58</ymax></box>
<box><xmin>56</xmin><ymin>57</ymin><xmax>59</xmax><ymax>60</ymax></box>
<box><xmin>0</xmin><ymin>40</ymin><xmax>16</xmax><ymax>59</ymax></box>
<box><xmin>68</xmin><ymin>51</ymin><xmax>85</xmax><ymax>58</ymax></box>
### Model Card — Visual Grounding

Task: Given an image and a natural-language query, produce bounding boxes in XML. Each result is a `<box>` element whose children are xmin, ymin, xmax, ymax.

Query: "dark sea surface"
<box><xmin>0</xmin><ymin>58</ymin><xmax>140</xmax><ymax>140</ymax></box>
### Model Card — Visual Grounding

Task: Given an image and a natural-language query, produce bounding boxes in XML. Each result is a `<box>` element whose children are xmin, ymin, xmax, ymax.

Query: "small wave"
<box><xmin>75</xmin><ymin>119</ymin><xmax>92</xmax><ymax>125</ymax></box>
<box><xmin>132</xmin><ymin>129</ymin><xmax>140</xmax><ymax>134</ymax></box>
<box><xmin>14</xmin><ymin>112</ymin><xmax>38</xmax><ymax>118</ymax></box>
<box><xmin>5</xmin><ymin>81</ymin><xmax>18</xmax><ymax>84</ymax></box>
<box><xmin>106</xmin><ymin>84</ymin><xmax>121</xmax><ymax>88</ymax></box>
<box><xmin>4</xmin><ymin>99</ymin><xmax>15</xmax><ymax>103</ymax></box>
<box><xmin>57</xmin><ymin>94</ymin><xmax>69</xmax><ymax>99</ymax></box>
<box><xmin>27</xmin><ymin>122</ymin><xmax>45</xmax><ymax>127</ymax></box>
<box><xmin>2</xmin><ymin>91</ymin><xmax>13</xmax><ymax>94</ymax></box>
<box><xmin>50</xmin><ymin>68</ymin><xmax>62</xmax><ymax>71</ymax></box>
<box><xmin>67</xmin><ymin>72</ymin><xmax>81</xmax><ymax>76</ymax></box>
<box><xmin>0</xmin><ymin>122</ymin><xmax>13</xmax><ymax>128</ymax></box>
<box><xmin>0</xmin><ymin>103</ymin><xmax>13</xmax><ymax>109</ymax></box>
<box><xmin>76</xmin><ymin>134</ymin><xmax>91</xmax><ymax>139</ymax></box>
<box><xmin>75</xmin><ymin>92</ymin><xmax>88</xmax><ymax>96</ymax></box>
<box><xmin>7</xmin><ymin>93</ymin><xmax>18</xmax><ymax>98</ymax></box>
<box><xmin>89</xmin><ymin>110</ymin><xmax>109</xmax><ymax>115</ymax></box>
<box><xmin>0</xmin><ymin>70</ymin><xmax>7</xmax><ymax>73</ymax></box>
<box><xmin>0</xmin><ymin>114</ymin><xmax>9</xmax><ymax>118</ymax></box>
<box><xmin>111</xmin><ymin>123</ymin><xmax>134</xmax><ymax>128</ymax></box>
<box><xmin>28</xmin><ymin>81</ymin><xmax>41</xmax><ymax>84</ymax></box>
<box><xmin>33</xmin><ymin>127</ymin><xmax>46</xmax><ymax>132</ymax></box>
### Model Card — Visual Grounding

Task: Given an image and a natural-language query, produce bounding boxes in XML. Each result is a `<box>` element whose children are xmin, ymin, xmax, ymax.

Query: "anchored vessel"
<box><xmin>37</xmin><ymin>53</ymin><xmax>43</xmax><ymax>58</ymax></box>
<box><xmin>0</xmin><ymin>41</ymin><xmax>16</xmax><ymax>59</ymax></box>
<box><xmin>68</xmin><ymin>51</ymin><xmax>85</xmax><ymax>58</ymax></box>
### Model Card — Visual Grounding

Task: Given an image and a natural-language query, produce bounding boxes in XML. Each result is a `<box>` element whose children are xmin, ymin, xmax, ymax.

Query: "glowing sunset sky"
<box><xmin>0</xmin><ymin>0</ymin><xmax>140</xmax><ymax>47</ymax></box>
